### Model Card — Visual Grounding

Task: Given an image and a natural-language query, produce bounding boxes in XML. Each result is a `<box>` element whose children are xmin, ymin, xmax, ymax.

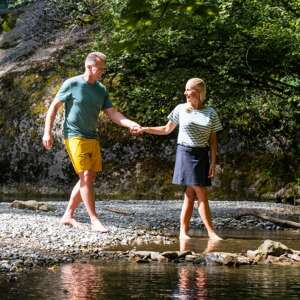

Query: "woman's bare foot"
<box><xmin>203</xmin><ymin>239</ymin><xmax>222</xmax><ymax>254</ymax></box>
<box><xmin>91</xmin><ymin>219</ymin><xmax>109</xmax><ymax>233</ymax></box>
<box><xmin>179</xmin><ymin>237</ymin><xmax>191</xmax><ymax>252</ymax></box>
<box><xmin>208</xmin><ymin>231</ymin><xmax>223</xmax><ymax>241</ymax></box>
<box><xmin>60</xmin><ymin>217</ymin><xmax>83</xmax><ymax>228</ymax></box>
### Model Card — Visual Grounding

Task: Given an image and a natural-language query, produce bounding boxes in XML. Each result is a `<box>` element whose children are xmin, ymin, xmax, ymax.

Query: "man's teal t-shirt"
<box><xmin>55</xmin><ymin>75</ymin><xmax>113</xmax><ymax>139</ymax></box>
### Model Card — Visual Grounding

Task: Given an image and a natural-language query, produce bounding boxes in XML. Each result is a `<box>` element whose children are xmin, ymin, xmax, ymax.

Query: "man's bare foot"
<box><xmin>91</xmin><ymin>219</ymin><xmax>109</xmax><ymax>233</ymax></box>
<box><xmin>208</xmin><ymin>232</ymin><xmax>223</xmax><ymax>241</ymax></box>
<box><xmin>60</xmin><ymin>217</ymin><xmax>83</xmax><ymax>228</ymax></box>
<box><xmin>179</xmin><ymin>231</ymin><xmax>191</xmax><ymax>240</ymax></box>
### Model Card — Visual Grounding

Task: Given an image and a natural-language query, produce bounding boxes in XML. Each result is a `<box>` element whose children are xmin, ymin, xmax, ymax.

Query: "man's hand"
<box><xmin>42</xmin><ymin>132</ymin><xmax>54</xmax><ymax>150</ymax></box>
<box><xmin>42</xmin><ymin>98</ymin><xmax>62</xmax><ymax>150</ymax></box>
<box><xmin>130</xmin><ymin>126</ymin><xmax>143</xmax><ymax>135</ymax></box>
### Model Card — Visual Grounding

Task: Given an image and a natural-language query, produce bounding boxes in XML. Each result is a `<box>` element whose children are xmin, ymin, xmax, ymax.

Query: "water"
<box><xmin>2</xmin><ymin>230</ymin><xmax>300</xmax><ymax>300</ymax></box>
<box><xmin>1</xmin><ymin>261</ymin><xmax>300</xmax><ymax>300</ymax></box>
<box><xmin>109</xmin><ymin>228</ymin><xmax>300</xmax><ymax>254</ymax></box>
<box><xmin>1</xmin><ymin>197</ymin><xmax>300</xmax><ymax>299</ymax></box>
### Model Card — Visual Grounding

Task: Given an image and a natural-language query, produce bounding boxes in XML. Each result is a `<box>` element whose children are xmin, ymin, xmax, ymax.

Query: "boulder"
<box><xmin>10</xmin><ymin>200</ymin><xmax>55</xmax><ymax>212</ymax></box>
<box><xmin>256</xmin><ymin>240</ymin><xmax>292</xmax><ymax>257</ymax></box>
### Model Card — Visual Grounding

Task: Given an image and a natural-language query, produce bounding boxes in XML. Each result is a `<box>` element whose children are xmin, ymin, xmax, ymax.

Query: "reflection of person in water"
<box><xmin>60</xmin><ymin>262</ymin><xmax>101</xmax><ymax>299</ymax></box>
<box><xmin>180</xmin><ymin>237</ymin><xmax>222</xmax><ymax>253</ymax></box>
<box><xmin>177</xmin><ymin>266</ymin><xmax>209</xmax><ymax>300</ymax></box>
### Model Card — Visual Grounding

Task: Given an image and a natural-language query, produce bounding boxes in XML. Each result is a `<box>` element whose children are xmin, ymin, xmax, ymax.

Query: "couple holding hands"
<box><xmin>43</xmin><ymin>51</ymin><xmax>223</xmax><ymax>241</ymax></box>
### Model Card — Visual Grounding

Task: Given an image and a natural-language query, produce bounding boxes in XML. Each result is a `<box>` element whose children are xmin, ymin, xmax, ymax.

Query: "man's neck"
<box><xmin>83</xmin><ymin>72</ymin><xmax>97</xmax><ymax>84</ymax></box>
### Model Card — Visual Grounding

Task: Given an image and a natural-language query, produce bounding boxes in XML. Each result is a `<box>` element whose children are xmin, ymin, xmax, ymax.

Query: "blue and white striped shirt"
<box><xmin>168</xmin><ymin>104</ymin><xmax>223</xmax><ymax>147</ymax></box>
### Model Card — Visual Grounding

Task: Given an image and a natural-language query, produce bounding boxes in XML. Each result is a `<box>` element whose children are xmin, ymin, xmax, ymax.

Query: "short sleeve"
<box><xmin>103</xmin><ymin>89</ymin><xmax>113</xmax><ymax>109</ymax></box>
<box><xmin>211</xmin><ymin>108</ymin><xmax>223</xmax><ymax>132</ymax></box>
<box><xmin>168</xmin><ymin>104</ymin><xmax>181</xmax><ymax>125</ymax></box>
<box><xmin>55</xmin><ymin>79</ymin><xmax>71</xmax><ymax>102</ymax></box>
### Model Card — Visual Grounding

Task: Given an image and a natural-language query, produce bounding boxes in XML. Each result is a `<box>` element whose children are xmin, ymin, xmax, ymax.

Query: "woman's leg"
<box><xmin>193</xmin><ymin>185</ymin><xmax>222</xmax><ymax>240</ymax></box>
<box><xmin>180</xmin><ymin>186</ymin><xmax>195</xmax><ymax>239</ymax></box>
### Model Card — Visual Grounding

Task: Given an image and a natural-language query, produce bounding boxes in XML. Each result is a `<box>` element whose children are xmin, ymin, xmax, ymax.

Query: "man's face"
<box><xmin>89</xmin><ymin>59</ymin><xmax>106</xmax><ymax>80</ymax></box>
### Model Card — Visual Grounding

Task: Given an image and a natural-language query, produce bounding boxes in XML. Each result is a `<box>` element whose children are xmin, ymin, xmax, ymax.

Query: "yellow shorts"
<box><xmin>64</xmin><ymin>137</ymin><xmax>102</xmax><ymax>174</ymax></box>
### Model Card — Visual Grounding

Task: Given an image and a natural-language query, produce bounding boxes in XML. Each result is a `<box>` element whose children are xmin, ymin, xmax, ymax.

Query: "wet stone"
<box><xmin>0</xmin><ymin>200</ymin><xmax>300</xmax><ymax>275</ymax></box>
<box><xmin>161</xmin><ymin>251</ymin><xmax>178</xmax><ymax>260</ymax></box>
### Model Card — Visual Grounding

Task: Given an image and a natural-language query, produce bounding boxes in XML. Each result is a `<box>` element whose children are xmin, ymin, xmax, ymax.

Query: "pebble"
<box><xmin>0</xmin><ymin>200</ymin><xmax>299</xmax><ymax>276</ymax></box>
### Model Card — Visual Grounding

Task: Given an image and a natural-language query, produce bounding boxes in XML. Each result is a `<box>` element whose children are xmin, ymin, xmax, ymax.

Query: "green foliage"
<box><xmin>46</xmin><ymin>0</ymin><xmax>108</xmax><ymax>25</ymax></box>
<box><xmin>91</xmin><ymin>0</ymin><xmax>299</xmax><ymax>162</ymax></box>
<box><xmin>30</xmin><ymin>0</ymin><xmax>298</xmax><ymax>165</ymax></box>
<box><xmin>7</xmin><ymin>0</ymin><xmax>33</xmax><ymax>8</ymax></box>
<box><xmin>0</xmin><ymin>12</ymin><xmax>17</xmax><ymax>32</ymax></box>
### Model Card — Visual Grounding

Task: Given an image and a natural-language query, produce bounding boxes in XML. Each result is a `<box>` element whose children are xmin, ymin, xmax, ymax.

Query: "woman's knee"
<box><xmin>193</xmin><ymin>185</ymin><xmax>207</xmax><ymax>201</ymax></box>
<box><xmin>185</xmin><ymin>186</ymin><xmax>196</xmax><ymax>200</ymax></box>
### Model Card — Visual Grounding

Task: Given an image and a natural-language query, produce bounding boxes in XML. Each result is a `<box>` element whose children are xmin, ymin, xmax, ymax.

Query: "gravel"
<box><xmin>0</xmin><ymin>200</ymin><xmax>299</xmax><ymax>276</ymax></box>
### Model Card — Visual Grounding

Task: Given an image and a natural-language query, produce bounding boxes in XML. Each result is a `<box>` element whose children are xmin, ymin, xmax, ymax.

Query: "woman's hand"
<box><xmin>208</xmin><ymin>162</ymin><xmax>216</xmax><ymax>178</ymax></box>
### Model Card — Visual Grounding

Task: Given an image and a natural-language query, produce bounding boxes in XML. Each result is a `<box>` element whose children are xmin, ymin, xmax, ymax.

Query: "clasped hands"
<box><xmin>130</xmin><ymin>125</ymin><xmax>144</xmax><ymax>135</ymax></box>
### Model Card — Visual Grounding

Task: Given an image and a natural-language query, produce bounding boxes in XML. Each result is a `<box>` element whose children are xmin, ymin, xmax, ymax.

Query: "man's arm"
<box><xmin>42</xmin><ymin>98</ymin><xmax>63</xmax><ymax>150</ymax></box>
<box><xmin>104</xmin><ymin>107</ymin><xmax>140</xmax><ymax>129</ymax></box>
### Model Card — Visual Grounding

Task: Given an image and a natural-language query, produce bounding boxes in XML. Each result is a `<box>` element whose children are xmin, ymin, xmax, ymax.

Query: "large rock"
<box><xmin>256</xmin><ymin>240</ymin><xmax>292</xmax><ymax>257</ymax></box>
<box><xmin>10</xmin><ymin>200</ymin><xmax>55</xmax><ymax>212</ymax></box>
<box><xmin>205</xmin><ymin>252</ymin><xmax>252</xmax><ymax>266</ymax></box>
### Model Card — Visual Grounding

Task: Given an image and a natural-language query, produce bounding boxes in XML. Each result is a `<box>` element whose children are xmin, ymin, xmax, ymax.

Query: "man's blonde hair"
<box><xmin>187</xmin><ymin>78</ymin><xmax>207</xmax><ymax>102</ymax></box>
<box><xmin>85</xmin><ymin>52</ymin><xmax>106</xmax><ymax>67</ymax></box>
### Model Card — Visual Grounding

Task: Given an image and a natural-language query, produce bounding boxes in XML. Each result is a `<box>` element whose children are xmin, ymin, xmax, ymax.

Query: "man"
<box><xmin>42</xmin><ymin>52</ymin><xmax>140</xmax><ymax>232</ymax></box>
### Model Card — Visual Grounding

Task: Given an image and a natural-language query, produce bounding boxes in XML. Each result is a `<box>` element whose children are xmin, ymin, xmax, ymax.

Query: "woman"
<box><xmin>135</xmin><ymin>78</ymin><xmax>222</xmax><ymax>240</ymax></box>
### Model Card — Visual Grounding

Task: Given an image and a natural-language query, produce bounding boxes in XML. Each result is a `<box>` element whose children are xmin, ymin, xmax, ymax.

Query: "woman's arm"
<box><xmin>142</xmin><ymin>120</ymin><xmax>177</xmax><ymax>135</ymax></box>
<box><xmin>209</xmin><ymin>131</ymin><xmax>217</xmax><ymax>177</ymax></box>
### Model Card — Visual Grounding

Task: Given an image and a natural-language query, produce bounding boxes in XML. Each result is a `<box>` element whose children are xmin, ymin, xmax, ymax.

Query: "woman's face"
<box><xmin>184</xmin><ymin>81</ymin><xmax>200</xmax><ymax>104</ymax></box>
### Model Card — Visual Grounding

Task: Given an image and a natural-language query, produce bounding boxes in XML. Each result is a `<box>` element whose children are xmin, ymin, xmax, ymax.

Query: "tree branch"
<box><xmin>237</xmin><ymin>210</ymin><xmax>300</xmax><ymax>229</ymax></box>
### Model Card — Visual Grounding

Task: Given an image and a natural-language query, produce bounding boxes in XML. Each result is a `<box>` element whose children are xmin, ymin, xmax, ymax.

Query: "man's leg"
<box><xmin>179</xmin><ymin>186</ymin><xmax>196</xmax><ymax>239</ymax></box>
<box><xmin>79</xmin><ymin>170</ymin><xmax>108</xmax><ymax>232</ymax></box>
<box><xmin>60</xmin><ymin>180</ymin><xmax>83</xmax><ymax>227</ymax></box>
<box><xmin>193</xmin><ymin>185</ymin><xmax>222</xmax><ymax>240</ymax></box>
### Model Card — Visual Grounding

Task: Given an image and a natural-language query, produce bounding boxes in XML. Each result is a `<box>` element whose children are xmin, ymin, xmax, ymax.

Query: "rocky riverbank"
<box><xmin>1</xmin><ymin>200</ymin><xmax>300</xmax><ymax>281</ymax></box>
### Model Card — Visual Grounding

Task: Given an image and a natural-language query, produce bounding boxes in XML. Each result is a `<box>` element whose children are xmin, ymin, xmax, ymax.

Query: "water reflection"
<box><xmin>180</xmin><ymin>237</ymin><xmax>223</xmax><ymax>253</ymax></box>
<box><xmin>61</xmin><ymin>262</ymin><xmax>101</xmax><ymax>300</ymax></box>
<box><xmin>177</xmin><ymin>266</ymin><xmax>209</xmax><ymax>300</ymax></box>
<box><xmin>2</xmin><ymin>260</ymin><xmax>300</xmax><ymax>299</ymax></box>
<box><xmin>175</xmin><ymin>238</ymin><xmax>224</xmax><ymax>299</ymax></box>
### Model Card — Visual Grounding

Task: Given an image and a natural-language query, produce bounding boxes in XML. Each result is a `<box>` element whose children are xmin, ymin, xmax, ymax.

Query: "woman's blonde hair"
<box><xmin>187</xmin><ymin>78</ymin><xmax>207</xmax><ymax>103</ymax></box>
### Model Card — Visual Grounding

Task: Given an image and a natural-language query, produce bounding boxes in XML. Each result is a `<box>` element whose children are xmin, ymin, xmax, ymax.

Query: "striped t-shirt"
<box><xmin>168</xmin><ymin>104</ymin><xmax>223</xmax><ymax>147</ymax></box>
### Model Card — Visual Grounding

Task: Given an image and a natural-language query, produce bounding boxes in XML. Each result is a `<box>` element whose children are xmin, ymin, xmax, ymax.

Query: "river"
<box><xmin>1</xmin><ymin>260</ymin><xmax>300</xmax><ymax>299</ymax></box>
<box><xmin>1</xmin><ymin>229</ymin><xmax>300</xmax><ymax>300</ymax></box>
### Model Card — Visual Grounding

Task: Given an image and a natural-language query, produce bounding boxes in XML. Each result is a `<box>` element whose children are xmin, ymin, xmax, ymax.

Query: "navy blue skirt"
<box><xmin>172</xmin><ymin>144</ymin><xmax>211</xmax><ymax>186</ymax></box>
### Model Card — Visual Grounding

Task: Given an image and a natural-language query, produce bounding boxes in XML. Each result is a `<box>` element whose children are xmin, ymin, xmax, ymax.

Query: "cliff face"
<box><xmin>0</xmin><ymin>1</ymin><xmax>299</xmax><ymax>202</ymax></box>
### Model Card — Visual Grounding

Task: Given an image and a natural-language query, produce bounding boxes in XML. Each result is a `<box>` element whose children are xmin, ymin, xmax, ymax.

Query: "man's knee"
<box><xmin>79</xmin><ymin>171</ymin><xmax>96</xmax><ymax>185</ymax></box>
